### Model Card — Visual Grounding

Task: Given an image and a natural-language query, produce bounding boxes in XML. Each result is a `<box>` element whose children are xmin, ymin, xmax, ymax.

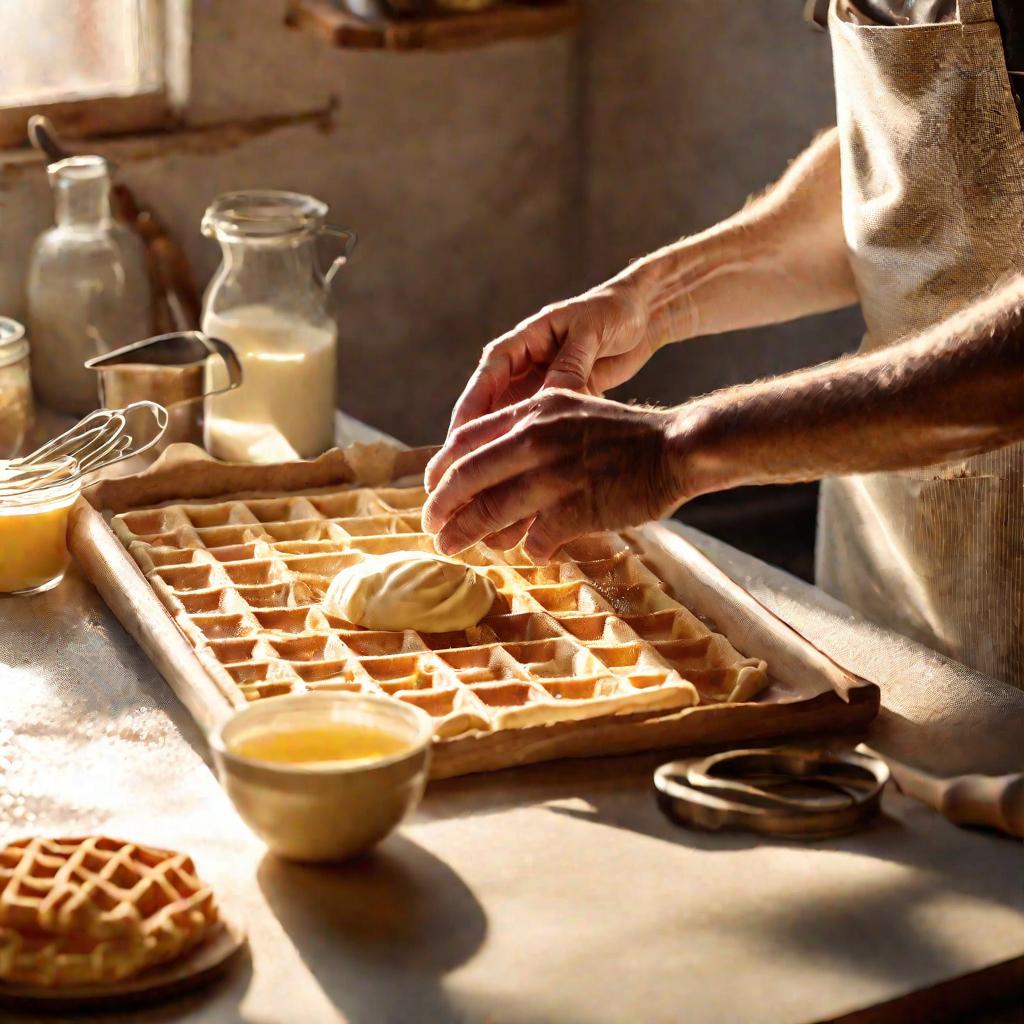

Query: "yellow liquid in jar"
<box><xmin>232</xmin><ymin>723</ymin><xmax>410</xmax><ymax>766</ymax></box>
<box><xmin>0</xmin><ymin>503</ymin><xmax>73</xmax><ymax>594</ymax></box>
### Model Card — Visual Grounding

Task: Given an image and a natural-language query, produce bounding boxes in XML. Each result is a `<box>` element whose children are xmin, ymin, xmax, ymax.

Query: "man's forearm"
<box><xmin>610</xmin><ymin>128</ymin><xmax>858</xmax><ymax>349</ymax></box>
<box><xmin>677</xmin><ymin>277</ymin><xmax>1024</xmax><ymax>496</ymax></box>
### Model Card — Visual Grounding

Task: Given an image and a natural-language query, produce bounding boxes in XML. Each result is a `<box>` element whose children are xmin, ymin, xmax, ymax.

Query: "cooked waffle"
<box><xmin>110</xmin><ymin>481</ymin><xmax>768</xmax><ymax>740</ymax></box>
<box><xmin>0</xmin><ymin>836</ymin><xmax>219</xmax><ymax>988</ymax></box>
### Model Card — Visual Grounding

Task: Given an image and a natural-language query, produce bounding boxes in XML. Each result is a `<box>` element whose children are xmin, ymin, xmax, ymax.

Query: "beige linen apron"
<box><xmin>817</xmin><ymin>0</ymin><xmax>1024</xmax><ymax>687</ymax></box>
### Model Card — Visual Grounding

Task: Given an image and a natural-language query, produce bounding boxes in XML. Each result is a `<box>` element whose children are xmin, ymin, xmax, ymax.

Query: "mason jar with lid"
<box><xmin>200</xmin><ymin>190</ymin><xmax>356</xmax><ymax>463</ymax></box>
<box><xmin>0</xmin><ymin>317</ymin><xmax>35</xmax><ymax>459</ymax></box>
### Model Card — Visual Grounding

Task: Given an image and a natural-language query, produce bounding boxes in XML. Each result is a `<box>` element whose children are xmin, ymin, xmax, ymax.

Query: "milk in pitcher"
<box><xmin>203</xmin><ymin>304</ymin><xmax>337</xmax><ymax>463</ymax></box>
<box><xmin>199</xmin><ymin>189</ymin><xmax>355</xmax><ymax>464</ymax></box>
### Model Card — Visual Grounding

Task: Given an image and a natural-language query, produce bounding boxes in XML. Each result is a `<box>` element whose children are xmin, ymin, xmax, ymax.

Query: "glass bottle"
<box><xmin>26</xmin><ymin>156</ymin><xmax>152</xmax><ymax>415</ymax></box>
<box><xmin>200</xmin><ymin>190</ymin><xmax>355</xmax><ymax>463</ymax></box>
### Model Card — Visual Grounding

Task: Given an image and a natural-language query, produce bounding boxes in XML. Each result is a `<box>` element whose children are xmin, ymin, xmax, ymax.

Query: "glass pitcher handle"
<box><xmin>320</xmin><ymin>226</ymin><xmax>358</xmax><ymax>289</ymax></box>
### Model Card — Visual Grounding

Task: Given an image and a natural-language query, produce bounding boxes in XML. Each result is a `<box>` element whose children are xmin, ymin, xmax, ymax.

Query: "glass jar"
<box><xmin>0</xmin><ymin>457</ymin><xmax>80</xmax><ymax>595</ymax></box>
<box><xmin>0</xmin><ymin>318</ymin><xmax>34</xmax><ymax>459</ymax></box>
<box><xmin>200</xmin><ymin>190</ymin><xmax>355</xmax><ymax>463</ymax></box>
<box><xmin>27</xmin><ymin>155</ymin><xmax>152</xmax><ymax>415</ymax></box>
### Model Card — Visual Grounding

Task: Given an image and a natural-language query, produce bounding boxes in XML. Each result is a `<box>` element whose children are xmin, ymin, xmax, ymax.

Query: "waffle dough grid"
<box><xmin>0</xmin><ymin>836</ymin><xmax>218</xmax><ymax>988</ymax></box>
<box><xmin>111</xmin><ymin>484</ymin><xmax>769</xmax><ymax>739</ymax></box>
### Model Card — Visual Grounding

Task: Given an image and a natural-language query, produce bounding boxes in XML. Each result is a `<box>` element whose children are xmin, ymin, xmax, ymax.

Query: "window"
<box><xmin>0</xmin><ymin>0</ymin><xmax>181</xmax><ymax>148</ymax></box>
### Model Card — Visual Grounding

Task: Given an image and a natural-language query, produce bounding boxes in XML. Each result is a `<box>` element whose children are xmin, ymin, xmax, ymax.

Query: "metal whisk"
<box><xmin>0</xmin><ymin>401</ymin><xmax>168</xmax><ymax>498</ymax></box>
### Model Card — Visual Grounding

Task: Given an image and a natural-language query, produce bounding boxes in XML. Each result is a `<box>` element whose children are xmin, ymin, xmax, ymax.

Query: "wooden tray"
<box><xmin>0</xmin><ymin>920</ymin><xmax>247</xmax><ymax>1011</ymax></box>
<box><xmin>69</xmin><ymin>443</ymin><xmax>879</xmax><ymax>778</ymax></box>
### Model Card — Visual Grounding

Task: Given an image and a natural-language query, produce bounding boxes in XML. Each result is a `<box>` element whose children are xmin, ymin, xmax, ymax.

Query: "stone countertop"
<box><xmin>1</xmin><ymin>419</ymin><xmax>1022</xmax><ymax>1024</ymax></box>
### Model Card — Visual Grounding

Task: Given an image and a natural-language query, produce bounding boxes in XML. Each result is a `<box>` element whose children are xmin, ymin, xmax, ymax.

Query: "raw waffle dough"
<box><xmin>324</xmin><ymin>550</ymin><xmax>496</xmax><ymax>632</ymax></box>
<box><xmin>110</xmin><ymin>480</ymin><xmax>770</xmax><ymax>741</ymax></box>
<box><xmin>0</xmin><ymin>836</ymin><xmax>220</xmax><ymax>988</ymax></box>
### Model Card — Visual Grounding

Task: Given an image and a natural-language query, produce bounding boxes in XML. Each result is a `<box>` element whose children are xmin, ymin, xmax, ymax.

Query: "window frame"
<box><xmin>0</xmin><ymin>0</ymin><xmax>182</xmax><ymax>148</ymax></box>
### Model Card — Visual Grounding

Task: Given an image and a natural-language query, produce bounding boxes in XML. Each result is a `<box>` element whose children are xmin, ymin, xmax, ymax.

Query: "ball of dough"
<box><xmin>324</xmin><ymin>551</ymin><xmax>497</xmax><ymax>632</ymax></box>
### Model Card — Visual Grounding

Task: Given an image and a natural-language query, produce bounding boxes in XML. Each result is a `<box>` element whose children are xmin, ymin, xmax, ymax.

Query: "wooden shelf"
<box><xmin>285</xmin><ymin>1</ymin><xmax>582</xmax><ymax>51</ymax></box>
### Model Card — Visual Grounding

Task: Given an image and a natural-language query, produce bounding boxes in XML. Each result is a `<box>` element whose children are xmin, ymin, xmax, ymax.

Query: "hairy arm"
<box><xmin>440</xmin><ymin>128</ymin><xmax>857</xmax><ymax>438</ymax></box>
<box><xmin>682</xmin><ymin>275</ymin><xmax>1024</xmax><ymax>495</ymax></box>
<box><xmin>624</xmin><ymin>126</ymin><xmax>857</xmax><ymax>347</ymax></box>
<box><xmin>424</xmin><ymin>276</ymin><xmax>1024</xmax><ymax>561</ymax></box>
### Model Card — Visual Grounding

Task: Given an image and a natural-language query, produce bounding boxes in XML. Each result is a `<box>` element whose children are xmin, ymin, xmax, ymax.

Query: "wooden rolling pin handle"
<box><xmin>940</xmin><ymin>774</ymin><xmax>1024</xmax><ymax>839</ymax></box>
<box><xmin>858</xmin><ymin>745</ymin><xmax>1024</xmax><ymax>840</ymax></box>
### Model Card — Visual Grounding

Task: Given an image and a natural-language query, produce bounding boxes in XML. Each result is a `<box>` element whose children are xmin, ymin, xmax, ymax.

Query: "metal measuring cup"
<box><xmin>85</xmin><ymin>331</ymin><xmax>242</xmax><ymax>452</ymax></box>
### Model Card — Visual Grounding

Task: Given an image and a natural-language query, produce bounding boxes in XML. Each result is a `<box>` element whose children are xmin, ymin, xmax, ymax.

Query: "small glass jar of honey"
<box><xmin>0</xmin><ymin>457</ymin><xmax>79</xmax><ymax>596</ymax></box>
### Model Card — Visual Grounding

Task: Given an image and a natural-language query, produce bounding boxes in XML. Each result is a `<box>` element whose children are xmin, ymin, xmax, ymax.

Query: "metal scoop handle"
<box><xmin>84</xmin><ymin>331</ymin><xmax>243</xmax><ymax>405</ymax></box>
<box><xmin>198</xmin><ymin>335</ymin><xmax>243</xmax><ymax>400</ymax></box>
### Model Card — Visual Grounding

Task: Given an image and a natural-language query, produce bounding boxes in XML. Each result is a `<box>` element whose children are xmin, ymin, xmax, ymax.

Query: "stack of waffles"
<box><xmin>110</xmin><ymin>481</ymin><xmax>769</xmax><ymax>742</ymax></box>
<box><xmin>0</xmin><ymin>836</ymin><xmax>219</xmax><ymax>988</ymax></box>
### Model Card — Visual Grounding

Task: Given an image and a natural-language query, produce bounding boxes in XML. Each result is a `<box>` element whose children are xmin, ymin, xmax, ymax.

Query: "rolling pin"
<box><xmin>857</xmin><ymin>744</ymin><xmax>1024</xmax><ymax>839</ymax></box>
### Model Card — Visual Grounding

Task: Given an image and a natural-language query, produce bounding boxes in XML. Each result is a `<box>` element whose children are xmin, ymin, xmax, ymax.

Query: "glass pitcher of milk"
<box><xmin>200</xmin><ymin>190</ymin><xmax>356</xmax><ymax>463</ymax></box>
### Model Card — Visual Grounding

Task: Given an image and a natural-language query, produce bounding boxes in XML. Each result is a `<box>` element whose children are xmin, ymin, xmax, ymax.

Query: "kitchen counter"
<box><xmin>1</xmin><ymin>417</ymin><xmax>1022</xmax><ymax>1024</ymax></box>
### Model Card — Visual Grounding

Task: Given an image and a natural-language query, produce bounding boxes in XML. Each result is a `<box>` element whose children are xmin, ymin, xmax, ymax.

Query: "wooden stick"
<box><xmin>859</xmin><ymin>744</ymin><xmax>1024</xmax><ymax>839</ymax></box>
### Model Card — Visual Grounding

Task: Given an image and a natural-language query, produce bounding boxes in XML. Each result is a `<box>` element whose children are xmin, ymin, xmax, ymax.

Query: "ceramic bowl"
<box><xmin>209</xmin><ymin>692</ymin><xmax>432</xmax><ymax>862</ymax></box>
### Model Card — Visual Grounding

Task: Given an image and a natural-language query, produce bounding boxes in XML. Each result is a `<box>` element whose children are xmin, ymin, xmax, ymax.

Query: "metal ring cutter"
<box><xmin>654</xmin><ymin>747</ymin><xmax>890</xmax><ymax>840</ymax></box>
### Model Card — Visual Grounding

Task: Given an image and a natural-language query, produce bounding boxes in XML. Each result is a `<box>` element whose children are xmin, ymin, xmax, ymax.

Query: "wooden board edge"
<box><xmin>429</xmin><ymin>685</ymin><xmax>880</xmax><ymax>779</ymax></box>
<box><xmin>68</xmin><ymin>498</ymin><xmax>238</xmax><ymax>733</ymax></box>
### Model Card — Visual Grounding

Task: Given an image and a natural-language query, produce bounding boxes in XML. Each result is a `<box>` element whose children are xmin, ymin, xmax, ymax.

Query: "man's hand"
<box><xmin>423</xmin><ymin>390</ymin><xmax>694</xmax><ymax>562</ymax></box>
<box><xmin>424</xmin><ymin>272</ymin><xmax>1024</xmax><ymax>566</ymax></box>
<box><xmin>422</xmin><ymin>129</ymin><xmax>865</xmax><ymax>561</ymax></box>
<box><xmin>446</xmin><ymin>281</ymin><xmax>656</xmax><ymax>436</ymax></box>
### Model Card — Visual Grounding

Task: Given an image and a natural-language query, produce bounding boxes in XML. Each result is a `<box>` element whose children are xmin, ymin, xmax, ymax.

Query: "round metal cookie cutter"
<box><xmin>653</xmin><ymin>747</ymin><xmax>890</xmax><ymax>840</ymax></box>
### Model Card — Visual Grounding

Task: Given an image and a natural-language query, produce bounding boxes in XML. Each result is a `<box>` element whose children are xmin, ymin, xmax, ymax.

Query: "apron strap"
<box><xmin>959</xmin><ymin>0</ymin><xmax>996</xmax><ymax>25</ymax></box>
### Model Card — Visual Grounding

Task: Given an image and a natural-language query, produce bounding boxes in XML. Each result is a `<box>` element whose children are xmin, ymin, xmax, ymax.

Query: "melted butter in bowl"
<box><xmin>230</xmin><ymin>722</ymin><xmax>412</xmax><ymax>768</ymax></box>
<box><xmin>210</xmin><ymin>693</ymin><xmax>433</xmax><ymax>862</ymax></box>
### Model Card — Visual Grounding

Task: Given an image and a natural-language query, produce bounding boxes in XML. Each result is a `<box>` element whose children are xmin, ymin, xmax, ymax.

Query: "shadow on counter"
<box><xmin>419</xmin><ymin>748</ymin><xmax>1024</xmax><ymax>1021</ymax></box>
<box><xmin>257</xmin><ymin>835</ymin><xmax>486</xmax><ymax>1024</ymax></box>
